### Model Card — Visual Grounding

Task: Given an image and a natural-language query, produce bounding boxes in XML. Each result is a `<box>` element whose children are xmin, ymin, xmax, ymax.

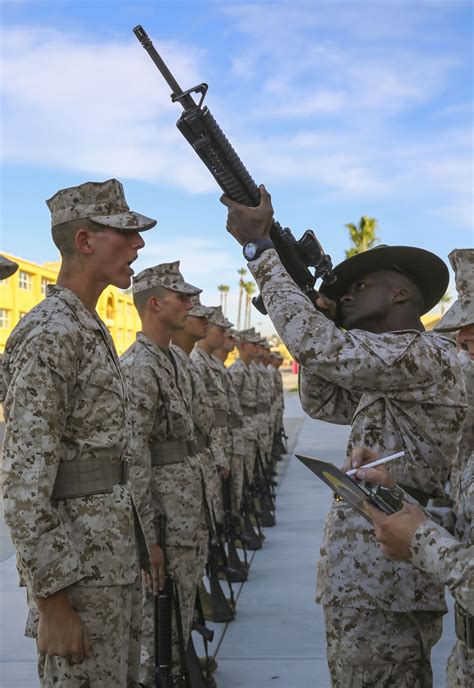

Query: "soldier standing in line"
<box><xmin>228</xmin><ymin>328</ymin><xmax>261</xmax><ymax>491</ymax></box>
<box><xmin>221</xmin><ymin>186</ymin><xmax>467</xmax><ymax>687</ymax></box>
<box><xmin>251</xmin><ymin>339</ymin><xmax>273</xmax><ymax>469</ymax></box>
<box><xmin>120</xmin><ymin>262</ymin><xmax>207</xmax><ymax>687</ymax></box>
<box><xmin>2</xmin><ymin>179</ymin><xmax>157</xmax><ymax>687</ymax></box>
<box><xmin>269</xmin><ymin>352</ymin><xmax>286</xmax><ymax>457</ymax></box>
<box><xmin>0</xmin><ymin>256</ymin><xmax>19</xmax><ymax>404</ymax></box>
<box><xmin>360</xmin><ymin>247</ymin><xmax>473</xmax><ymax>688</ymax></box>
<box><xmin>212</xmin><ymin>329</ymin><xmax>246</xmax><ymax>515</ymax></box>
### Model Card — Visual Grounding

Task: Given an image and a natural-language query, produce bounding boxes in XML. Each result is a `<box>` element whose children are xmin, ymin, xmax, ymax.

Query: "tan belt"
<box><xmin>257</xmin><ymin>403</ymin><xmax>270</xmax><ymax>413</ymax></box>
<box><xmin>229</xmin><ymin>412</ymin><xmax>243</xmax><ymax>429</ymax></box>
<box><xmin>455</xmin><ymin>603</ymin><xmax>474</xmax><ymax>649</ymax></box>
<box><xmin>241</xmin><ymin>406</ymin><xmax>256</xmax><ymax>417</ymax></box>
<box><xmin>52</xmin><ymin>457</ymin><xmax>129</xmax><ymax>500</ymax></box>
<box><xmin>195</xmin><ymin>433</ymin><xmax>211</xmax><ymax>452</ymax></box>
<box><xmin>213</xmin><ymin>409</ymin><xmax>228</xmax><ymax>427</ymax></box>
<box><xmin>149</xmin><ymin>438</ymin><xmax>197</xmax><ymax>466</ymax></box>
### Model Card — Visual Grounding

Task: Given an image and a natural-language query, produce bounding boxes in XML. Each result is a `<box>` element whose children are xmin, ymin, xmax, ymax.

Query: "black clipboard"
<box><xmin>295</xmin><ymin>453</ymin><xmax>377</xmax><ymax>522</ymax></box>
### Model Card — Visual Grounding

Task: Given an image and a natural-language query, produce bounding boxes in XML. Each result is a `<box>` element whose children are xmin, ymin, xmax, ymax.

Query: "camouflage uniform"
<box><xmin>213</xmin><ymin>353</ymin><xmax>246</xmax><ymax>512</ymax></box>
<box><xmin>0</xmin><ymin>256</ymin><xmax>19</xmax><ymax>404</ymax></box>
<box><xmin>249</xmin><ymin>248</ymin><xmax>467</xmax><ymax>686</ymax></box>
<box><xmin>2</xmin><ymin>285</ymin><xmax>142</xmax><ymax>688</ymax></box>
<box><xmin>252</xmin><ymin>359</ymin><xmax>273</xmax><ymax>466</ymax></box>
<box><xmin>450</xmin><ymin>350</ymin><xmax>474</xmax><ymax>498</ymax></box>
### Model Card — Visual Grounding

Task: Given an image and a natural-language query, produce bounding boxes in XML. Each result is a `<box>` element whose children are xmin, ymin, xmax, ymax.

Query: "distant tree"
<box><xmin>243</xmin><ymin>281</ymin><xmax>256</xmax><ymax>328</ymax></box>
<box><xmin>217</xmin><ymin>284</ymin><xmax>226</xmax><ymax>309</ymax></box>
<box><xmin>237</xmin><ymin>268</ymin><xmax>247</xmax><ymax>330</ymax></box>
<box><xmin>345</xmin><ymin>216</ymin><xmax>379</xmax><ymax>258</ymax></box>
<box><xmin>439</xmin><ymin>292</ymin><xmax>452</xmax><ymax>315</ymax></box>
<box><xmin>221</xmin><ymin>285</ymin><xmax>230</xmax><ymax>315</ymax></box>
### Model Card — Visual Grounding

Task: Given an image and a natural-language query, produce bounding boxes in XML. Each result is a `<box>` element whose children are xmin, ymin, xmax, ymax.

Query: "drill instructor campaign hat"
<box><xmin>133</xmin><ymin>261</ymin><xmax>201</xmax><ymax>296</ymax></box>
<box><xmin>46</xmin><ymin>179</ymin><xmax>156</xmax><ymax>231</ymax></box>
<box><xmin>319</xmin><ymin>244</ymin><xmax>449</xmax><ymax>315</ymax></box>
<box><xmin>0</xmin><ymin>255</ymin><xmax>19</xmax><ymax>280</ymax></box>
<box><xmin>435</xmin><ymin>249</ymin><xmax>474</xmax><ymax>332</ymax></box>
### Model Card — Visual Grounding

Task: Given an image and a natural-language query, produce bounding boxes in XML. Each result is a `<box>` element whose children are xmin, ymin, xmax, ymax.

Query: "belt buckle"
<box><xmin>121</xmin><ymin>459</ymin><xmax>130</xmax><ymax>484</ymax></box>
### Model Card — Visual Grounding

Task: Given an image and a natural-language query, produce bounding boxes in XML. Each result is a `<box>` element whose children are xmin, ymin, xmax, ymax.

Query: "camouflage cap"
<box><xmin>0</xmin><ymin>255</ymin><xmax>19</xmax><ymax>280</ymax></box>
<box><xmin>435</xmin><ymin>249</ymin><xmax>474</xmax><ymax>332</ymax></box>
<box><xmin>207</xmin><ymin>306</ymin><xmax>234</xmax><ymax>329</ymax></box>
<box><xmin>271</xmin><ymin>350</ymin><xmax>284</xmax><ymax>360</ymax></box>
<box><xmin>46</xmin><ymin>178</ymin><xmax>156</xmax><ymax>231</ymax></box>
<box><xmin>132</xmin><ymin>261</ymin><xmax>201</xmax><ymax>296</ymax></box>
<box><xmin>188</xmin><ymin>293</ymin><xmax>212</xmax><ymax>318</ymax></box>
<box><xmin>237</xmin><ymin>328</ymin><xmax>261</xmax><ymax>344</ymax></box>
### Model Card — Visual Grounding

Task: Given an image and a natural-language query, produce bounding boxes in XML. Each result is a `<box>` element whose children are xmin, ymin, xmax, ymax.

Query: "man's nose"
<box><xmin>131</xmin><ymin>232</ymin><xmax>145</xmax><ymax>249</ymax></box>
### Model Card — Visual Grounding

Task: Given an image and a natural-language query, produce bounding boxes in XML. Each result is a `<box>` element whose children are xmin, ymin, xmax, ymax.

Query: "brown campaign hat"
<box><xmin>133</xmin><ymin>261</ymin><xmax>201</xmax><ymax>296</ymax></box>
<box><xmin>0</xmin><ymin>255</ymin><xmax>19</xmax><ymax>280</ymax></box>
<box><xmin>319</xmin><ymin>245</ymin><xmax>449</xmax><ymax>315</ymax></box>
<box><xmin>435</xmin><ymin>249</ymin><xmax>474</xmax><ymax>332</ymax></box>
<box><xmin>46</xmin><ymin>178</ymin><xmax>156</xmax><ymax>231</ymax></box>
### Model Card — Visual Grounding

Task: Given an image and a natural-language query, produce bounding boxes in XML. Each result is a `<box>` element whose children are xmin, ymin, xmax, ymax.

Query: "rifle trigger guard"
<box><xmin>172</xmin><ymin>83</ymin><xmax>208</xmax><ymax>108</ymax></box>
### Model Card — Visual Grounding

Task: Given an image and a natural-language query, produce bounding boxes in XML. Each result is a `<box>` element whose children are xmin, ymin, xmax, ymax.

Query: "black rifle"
<box><xmin>154</xmin><ymin>514</ymin><xmax>189</xmax><ymax>688</ymax></box>
<box><xmin>222</xmin><ymin>475</ymin><xmax>248</xmax><ymax>582</ymax></box>
<box><xmin>133</xmin><ymin>25</ymin><xmax>336</xmax><ymax>314</ymax></box>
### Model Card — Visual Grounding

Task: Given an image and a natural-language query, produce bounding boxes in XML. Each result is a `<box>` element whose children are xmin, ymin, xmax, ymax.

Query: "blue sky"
<box><xmin>1</xmin><ymin>0</ymin><xmax>472</xmax><ymax>331</ymax></box>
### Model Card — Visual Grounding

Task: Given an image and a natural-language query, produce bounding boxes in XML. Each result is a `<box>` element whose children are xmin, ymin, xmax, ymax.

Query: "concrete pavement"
<box><xmin>0</xmin><ymin>392</ymin><xmax>455</xmax><ymax>687</ymax></box>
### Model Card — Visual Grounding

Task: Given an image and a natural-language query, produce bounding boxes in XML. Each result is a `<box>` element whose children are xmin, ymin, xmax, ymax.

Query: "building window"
<box><xmin>0</xmin><ymin>309</ymin><xmax>9</xmax><ymax>328</ymax></box>
<box><xmin>41</xmin><ymin>277</ymin><xmax>52</xmax><ymax>295</ymax></box>
<box><xmin>19</xmin><ymin>271</ymin><xmax>33</xmax><ymax>290</ymax></box>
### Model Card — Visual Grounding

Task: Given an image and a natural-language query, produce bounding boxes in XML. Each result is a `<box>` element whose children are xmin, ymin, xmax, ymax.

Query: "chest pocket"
<box><xmin>89</xmin><ymin>367</ymin><xmax>123</xmax><ymax>396</ymax></box>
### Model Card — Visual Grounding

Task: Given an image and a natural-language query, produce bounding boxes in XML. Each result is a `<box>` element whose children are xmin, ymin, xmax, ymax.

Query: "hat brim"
<box><xmin>434</xmin><ymin>300</ymin><xmax>473</xmax><ymax>332</ymax></box>
<box><xmin>167</xmin><ymin>281</ymin><xmax>202</xmax><ymax>296</ymax></box>
<box><xmin>91</xmin><ymin>210</ymin><xmax>156</xmax><ymax>232</ymax></box>
<box><xmin>188</xmin><ymin>305</ymin><xmax>211</xmax><ymax>317</ymax></box>
<box><xmin>319</xmin><ymin>246</ymin><xmax>449</xmax><ymax>315</ymax></box>
<box><xmin>0</xmin><ymin>259</ymin><xmax>19</xmax><ymax>280</ymax></box>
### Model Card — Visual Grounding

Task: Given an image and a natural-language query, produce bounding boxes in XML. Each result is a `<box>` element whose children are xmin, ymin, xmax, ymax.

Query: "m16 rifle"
<box><xmin>133</xmin><ymin>25</ymin><xmax>336</xmax><ymax>313</ymax></box>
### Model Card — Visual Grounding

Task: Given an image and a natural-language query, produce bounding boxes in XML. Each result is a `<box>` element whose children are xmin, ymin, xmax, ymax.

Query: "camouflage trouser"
<box><xmin>231</xmin><ymin>452</ymin><xmax>245</xmax><ymax>513</ymax></box>
<box><xmin>139</xmin><ymin>542</ymin><xmax>206</xmax><ymax>685</ymax></box>
<box><xmin>33</xmin><ymin>578</ymin><xmax>142</xmax><ymax>688</ymax></box>
<box><xmin>324</xmin><ymin>605</ymin><xmax>443</xmax><ymax>687</ymax></box>
<box><xmin>446</xmin><ymin>639</ymin><xmax>474</xmax><ymax>687</ymax></box>
<box><xmin>244</xmin><ymin>439</ymin><xmax>258</xmax><ymax>484</ymax></box>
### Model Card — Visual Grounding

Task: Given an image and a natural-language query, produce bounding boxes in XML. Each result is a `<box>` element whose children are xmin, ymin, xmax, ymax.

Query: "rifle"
<box><xmin>154</xmin><ymin>514</ymin><xmax>189</xmax><ymax>688</ymax></box>
<box><xmin>221</xmin><ymin>475</ymin><xmax>248</xmax><ymax>582</ymax></box>
<box><xmin>133</xmin><ymin>25</ymin><xmax>336</xmax><ymax>314</ymax></box>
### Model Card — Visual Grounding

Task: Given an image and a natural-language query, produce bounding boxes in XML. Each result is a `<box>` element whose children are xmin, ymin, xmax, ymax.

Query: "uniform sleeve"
<box><xmin>409</xmin><ymin>521</ymin><xmax>474</xmax><ymax>614</ymax></box>
<box><xmin>2</xmin><ymin>339</ymin><xmax>85</xmax><ymax>598</ymax></box>
<box><xmin>122</xmin><ymin>360</ymin><xmax>159</xmax><ymax>547</ymax></box>
<box><xmin>299</xmin><ymin>367</ymin><xmax>360</xmax><ymax>424</ymax></box>
<box><xmin>228</xmin><ymin>364</ymin><xmax>244</xmax><ymax>396</ymax></box>
<box><xmin>249</xmin><ymin>250</ymin><xmax>438</xmax><ymax>394</ymax></box>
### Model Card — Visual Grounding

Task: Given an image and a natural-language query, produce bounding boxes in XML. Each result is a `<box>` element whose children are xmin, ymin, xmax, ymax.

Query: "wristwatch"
<box><xmin>242</xmin><ymin>239</ymin><xmax>275</xmax><ymax>261</ymax></box>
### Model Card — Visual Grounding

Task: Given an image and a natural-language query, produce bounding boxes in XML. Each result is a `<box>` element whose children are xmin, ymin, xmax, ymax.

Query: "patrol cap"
<box><xmin>237</xmin><ymin>328</ymin><xmax>261</xmax><ymax>344</ymax></box>
<box><xmin>0</xmin><ymin>255</ymin><xmax>19</xmax><ymax>280</ymax></box>
<box><xmin>133</xmin><ymin>261</ymin><xmax>201</xmax><ymax>296</ymax></box>
<box><xmin>46</xmin><ymin>178</ymin><xmax>157</xmax><ymax>231</ymax></box>
<box><xmin>319</xmin><ymin>245</ymin><xmax>449</xmax><ymax>315</ymax></box>
<box><xmin>435</xmin><ymin>249</ymin><xmax>474</xmax><ymax>332</ymax></box>
<box><xmin>188</xmin><ymin>293</ymin><xmax>212</xmax><ymax>318</ymax></box>
<box><xmin>207</xmin><ymin>306</ymin><xmax>234</xmax><ymax>329</ymax></box>
<box><xmin>271</xmin><ymin>351</ymin><xmax>283</xmax><ymax>360</ymax></box>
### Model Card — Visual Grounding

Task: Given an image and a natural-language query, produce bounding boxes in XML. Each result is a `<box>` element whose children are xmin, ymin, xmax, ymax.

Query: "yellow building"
<box><xmin>0</xmin><ymin>253</ymin><xmax>141</xmax><ymax>355</ymax></box>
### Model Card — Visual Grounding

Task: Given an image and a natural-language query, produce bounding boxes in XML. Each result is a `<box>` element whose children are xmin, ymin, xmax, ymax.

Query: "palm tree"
<box><xmin>221</xmin><ymin>285</ymin><xmax>230</xmax><ymax>315</ymax></box>
<box><xmin>345</xmin><ymin>216</ymin><xmax>379</xmax><ymax>258</ymax></box>
<box><xmin>217</xmin><ymin>284</ymin><xmax>226</xmax><ymax>309</ymax></box>
<box><xmin>237</xmin><ymin>268</ymin><xmax>247</xmax><ymax>330</ymax></box>
<box><xmin>244</xmin><ymin>281</ymin><xmax>256</xmax><ymax>328</ymax></box>
<box><xmin>439</xmin><ymin>292</ymin><xmax>452</xmax><ymax>315</ymax></box>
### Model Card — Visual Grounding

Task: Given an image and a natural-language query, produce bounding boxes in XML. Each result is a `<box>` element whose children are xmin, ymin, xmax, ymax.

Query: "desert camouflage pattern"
<box><xmin>436</xmin><ymin>249</ymin><xmax>474</xmax><ymax>332</ymax></box>
<box><xmin>46</xmin><ymin>178</ymin><xmax>156</xmax><ymax>231</ymax></box>
<box><xmin>171</xmin><ymin>343</ymin><xmax>222</xmax><ymax>525</ymax></box>
<box><xmin>410</xmin><ymin>455</ymin><xmax>474</xmax><ymax>687</ymax></box>
<box><xmin>237</xmin><ymin>327</ymin><xmax>261</xmax><ymax>344</ymax></box>
<box><xmin>191</xmin><ymin>347</ymin><xmax>230</xmax><ymax>472</ymax></box>
<box><xmin>121</xmin><ymin>334</ymin><xmax>204</xmax><ymax>548</ymax></box>
<box><xmin>2</xmin><ymin>285</ymin><xmax>140</xmax><ymax>599</ymax></box>
<box><xmin>252</xmin><ymin>360</ymin><xmax>273</xmax><ymax>464</ymax></box>
<box><xmin>270</xmin><ymin>362</ymin><xmax>285</xmax><ymax>434</ymax></box>
<box><xmin>140</xmin><ymin>542</ymin><xmax>208</xmax><ymax>682</ymax></box>
<box><xmin>324</xmin><ymin>605</ymin><xmax>443</xmax><ymax>688</ymax></box>
<box><xmin>132</xmin><ymin>260</ymin><xmax>201</xmax><ymax>296</ymax></box>
<box><xmin>249</xmin><ymin>248</ymin><xmax>466</xmax><ymax>613</ymax></box>
<box><xmin>449</xmin><ymin>351</ymin><xmax>474</xmax><ymax>498</ymax></box>
<box><xmin>213</xmin><ymin>354</ymin><xmax>246</xmax><ymax>510</ymax></box>
<box><xmin>26</xmin><ymin>578</ymin><xmax>142</xmax><ymax>688</ymax></box>
<box><xmin>207</xmin><ymin>305</ymin><xmax>233</xmax><ymax>329</ymax></box>
<box><xmin>229</xmin><ymin>357</ymin><xmax>259</xmax><ymax>481</ymax></box>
